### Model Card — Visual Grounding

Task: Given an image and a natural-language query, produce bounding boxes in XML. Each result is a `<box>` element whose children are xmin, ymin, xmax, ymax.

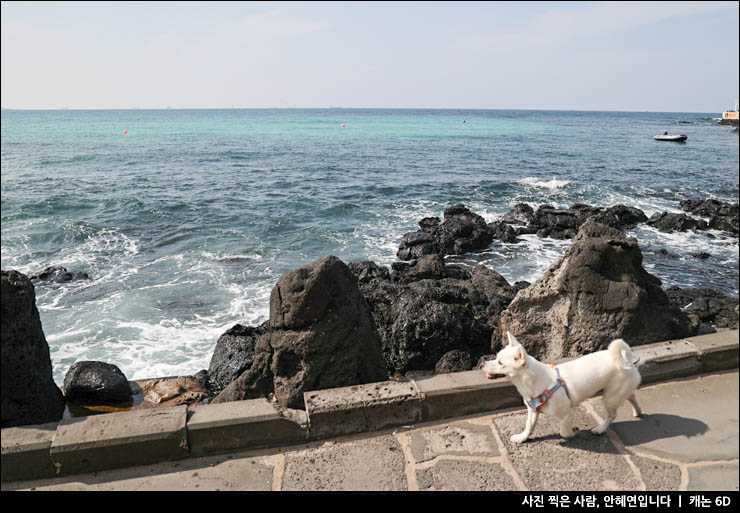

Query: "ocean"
<box><xmin>1</xmin><ymin>108</ymin><xmax>738</xmax><ymax>385</ymax></box>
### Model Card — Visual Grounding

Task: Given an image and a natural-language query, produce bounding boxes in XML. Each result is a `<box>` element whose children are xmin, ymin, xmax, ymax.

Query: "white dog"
<box><xmin>483</xmin><ymin>332</ymin><xmax>642</xmax><ymax>444</ymax></box>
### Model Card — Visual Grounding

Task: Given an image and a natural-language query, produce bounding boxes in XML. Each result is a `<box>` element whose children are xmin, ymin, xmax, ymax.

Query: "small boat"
<box><xmin>654</xmin><ymin>134</ymin><xmax>687</xmax><ymax>141</ymax></box>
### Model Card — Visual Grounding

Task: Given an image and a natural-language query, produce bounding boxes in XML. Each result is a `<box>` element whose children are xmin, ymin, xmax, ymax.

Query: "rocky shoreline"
<box><xmin>2</xmin><ymin>197</ymin><xmax>738</xmax><ymax>428</ymax></box>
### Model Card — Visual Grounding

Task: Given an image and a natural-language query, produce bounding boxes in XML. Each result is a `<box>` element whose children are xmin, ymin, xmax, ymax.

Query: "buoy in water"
<box><xmin>341</xmin><ymin>123</ymin><xmax>346</xmax><ymax>128</ymax></box>
<box><xmin>462</xmin><ymin>120</ymin><xmax>466</xmax><ymax>123</ymax></box>
<box><xmin>123</xmin><ymin>130</ymin><xmax>128</xmax><ymax>134</ymax></box>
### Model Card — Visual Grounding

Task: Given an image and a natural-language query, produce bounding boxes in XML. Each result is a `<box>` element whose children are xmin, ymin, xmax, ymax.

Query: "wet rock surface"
<box><xmin>506</xmin><ymin>203</ymin><xmax>647</xmax><ymax>240</ymax></box>
<box><xmin>29</xmin><ymin>266</ymin><xmax>91</xmax><ymax>284</ymax></box>
<box><xmin>665</xmin><ymin>286</ymin><xmax>739</xmax><ymax>329</ymax></box>
<box><xmin>646</xmin><ymin>212</ymin><xmax>708</xmax><ymax>232</ymax></box>
<box><xmin>398</xmin><ymin>202</ymin><xmax>651</xmax><ymax>255</ymax></box>
<box><xmin>679</xmin><ymin>198</ymin><xmax>739</xmax><ymax>236</ymax></box>
<box><xmin>397</xmin><ymin>204</ymin><xmax>494</xmax><ymax>260</ymax></box>
<box><xmin>63</xmin><ymin>361</ymin><xmax>133</xmax><ymax>403</ymax></box>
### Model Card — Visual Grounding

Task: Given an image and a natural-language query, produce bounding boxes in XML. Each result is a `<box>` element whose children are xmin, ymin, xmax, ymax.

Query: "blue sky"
<box><xmin>1</xmin><ymin>1</ymin><xmax>738</xmax><ymax>112</ymax></box>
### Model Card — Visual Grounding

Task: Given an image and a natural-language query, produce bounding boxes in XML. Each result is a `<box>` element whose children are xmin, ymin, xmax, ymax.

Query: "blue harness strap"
<box><xmin>527</xmin><ymin>366</ymin><xmax>570</xmax><ymax>411</ymax></box>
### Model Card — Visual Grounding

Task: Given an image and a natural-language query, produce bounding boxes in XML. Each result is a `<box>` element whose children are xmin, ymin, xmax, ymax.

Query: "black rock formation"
<box><xmin>1</xmin><ymin>270</ymin><xmax>65</xmax><ymax>427</ymax></box>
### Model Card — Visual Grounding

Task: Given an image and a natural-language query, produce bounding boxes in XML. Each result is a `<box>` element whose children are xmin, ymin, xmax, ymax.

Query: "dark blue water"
<box><xmin>1</xmin><ymin>109</ymin><xmax>738</xmax><ymax>384</ymax></box>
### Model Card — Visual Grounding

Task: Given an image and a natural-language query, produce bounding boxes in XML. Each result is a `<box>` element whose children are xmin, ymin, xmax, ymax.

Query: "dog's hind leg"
<box><xmin>627</xmin><ymin>393</ymin><xmax>642</xmax><ymax>417</ymax></box>
<box><xmin>591</xmin><ymin>388</ymin><xmax>624</xmax><ymax>435</ymax></box>
<box><xmin>591</xmin><ymin>401</ymin><xmax>617</xmax><ymax>435</ymax></box>
<box><xmin>592</xmin><ymin>386</ymin><xmax>631</xmax><ymax>435</ymax></box>
<box><xmin>559</xmin><ymin>410</ymin><xmax>577</xmax><ymax>438</ymax></box>
<box><xmin>511</xmin><ymin>407</ymin><xmax>539</xmax><ymax>444</ymax></box>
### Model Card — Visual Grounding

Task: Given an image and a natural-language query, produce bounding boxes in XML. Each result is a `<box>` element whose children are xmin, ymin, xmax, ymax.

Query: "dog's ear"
<box><xmin>513</xmin><ymin>346</ymin><xmax>526</xmax><ymax>368</ymax></box>
<box><xmin>506</xmin><ymin>331</ymin><xmax>520</xmax><ymax>347</ymax></box>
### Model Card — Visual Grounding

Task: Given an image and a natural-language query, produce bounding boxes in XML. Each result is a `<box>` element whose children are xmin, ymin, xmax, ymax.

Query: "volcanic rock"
<box><xmin>665</xmin><ymin>286</ymin><xmax>739</xmax><ymax>330</ymax></box>
<box><xmin>207</xmin><ymin>321</ymin><xmax>270</xmax><ymax>394</ymax></box>
<box><xmin>502</xmin><ymin>203</ymin><xmax>535</xmax><ymax>225</ymax></box>
<box><xmin>30</xmin><ymin>266</ymin><xmax>90</xmax><ymax>283</ymax></box>
<box><xmin>396</xmin><ymin>231</ymin><xmax>439</xmax><ymax>261</ymax></box>
<box><xmin>526</xmin><ymin>203</ymin><xmax>648</xmax><ymax>239</ymax></box>
<box><xmin>397</xmin><ymin>204</ymin><xmax>494</xmax><ymax>260</ymax></box>
<box><xmin>1</xmin><ymin>270</ymin><xmax>65</xmax><ymax>427</ymax></box>
<box><xmin>646</xmin><ymin>212</ymin><xmax>708</xmax><ymax>232</ymax></box>
<box><xmin>436</xmin><ymin>204</ymin><xmax>495</xmax><ymax>255</ymax></box>
<box><xmin>590</xmin><ymin>205</ymin><xmax>648</xmax><ymax>230</ymax></box>
<box><xmin>528</xmin><ymin>205</ymin><xmax>581</xmax><ymax>239</ymax></box>
<box><xmin>213</xmin><ymin>256</ymin><xmax>388</xmax><ymax>409</ymax></box>
<box><xmin>391</xmin><ymin>254</ymin><xmax>445</xmax><ymax>283</ymax></box>
<box><xmin>434</xmin><ymin>350</ymin><xmax>474</xmax><ymax>374</ymax></box>
<box><xmin>350</xmin><ymin>259</ymin><xmax>516</xmax><ymax>374</ymax></box>
<box><xmin>487</xmin><ymin>221</ymin><xmax>519</xmax><ymax>243</ymax></box>
<box><xmin>63</xmin><ymin>361</ymin><xmax>133</xmax><ymax>403</ymax></box>
<box><xmin>679</xmin><ymin>198</ymin><xmax>739</xmax><ymax>235</ymax></box>
<box><xmin>499</xmin><ymin>221</ymin><xmax>696</xmax><ymax>361</ymax></box>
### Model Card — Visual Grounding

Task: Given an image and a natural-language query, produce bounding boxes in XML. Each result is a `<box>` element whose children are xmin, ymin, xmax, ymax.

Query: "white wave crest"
<box><xmin>518</xmin><ymin>177</ymin><xmax>572</xmax><ymax>190</ymax></box>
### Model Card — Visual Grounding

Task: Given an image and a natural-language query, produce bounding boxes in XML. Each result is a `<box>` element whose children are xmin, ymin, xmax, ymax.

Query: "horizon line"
<box><xmin>0</xmin><ymin>106</ymin><xmax>727</xmax><ymax>114</ymax></box>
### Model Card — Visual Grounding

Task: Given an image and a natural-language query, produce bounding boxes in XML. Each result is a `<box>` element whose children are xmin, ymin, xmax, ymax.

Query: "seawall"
<box><xmin>2</xmin><ymin>330</ymin><xmax>737</xmax><ymax>483</ymax></box>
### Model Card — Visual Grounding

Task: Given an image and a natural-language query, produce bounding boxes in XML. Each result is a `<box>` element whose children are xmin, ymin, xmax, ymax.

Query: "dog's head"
<box><xmin>482</xmin><ymin>332</ymin><xmax>528</xmax><ymax>379</ymax></box>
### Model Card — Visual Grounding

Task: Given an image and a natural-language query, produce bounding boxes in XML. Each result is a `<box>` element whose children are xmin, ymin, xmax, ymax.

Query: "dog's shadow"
<box><xmin>520</xmin><ymin>413</ymin><xmax>709</xmax><ymax>454</ymax></box>
<box><xmin>605</xmin><ymin>413</ymin><xmax>709</xmax><ymax>446</ymax></box>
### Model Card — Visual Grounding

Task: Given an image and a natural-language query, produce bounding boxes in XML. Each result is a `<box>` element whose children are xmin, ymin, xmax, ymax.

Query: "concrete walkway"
<box><xmin>4</xmin><ymin>370</ymin><xmax>737</xmax><ymax>491</ymax></box>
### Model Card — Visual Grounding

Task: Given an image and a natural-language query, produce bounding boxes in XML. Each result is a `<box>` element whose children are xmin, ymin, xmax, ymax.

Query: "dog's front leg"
<box><xmin>511</xmin><ymin>406</ymin><xmax>538</xmax><ymax>444</ymax></box>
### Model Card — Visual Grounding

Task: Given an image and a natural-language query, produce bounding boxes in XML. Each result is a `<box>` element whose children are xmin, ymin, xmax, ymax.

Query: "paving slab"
<box><xmin>493</xmin><ymin>406</ymin><xmax>642</xmax><ymax>491</ymax></box>
<box><xmin>1</xmin><ymin>451</ymin><xmax>275</xmax><ymax>491</ymax></box>
<box><xmin>49</xmin><ymin>405</ymin><xmax>188</xmax><ymax>476</ymax></box>
<box><xmin>687</xmin><ymin>464</ymin><xmax>739</xmax><ymax>491</ymax></box>
<box><xmin>281</xmin><ymin>434</ymin><xmax>408</xmax><ymax>491</ymax></box>
<box><xmin>602</xmin><ymin>372</ymin><xmax>738</xmax><ymax>463</ymax></box>
<box><xmin>1</xmin><ymin>422</ymin><xmax>58</xmax><ymax>482</ymax></box>
<box><xmin>629</xmin><ymin>454</ymin><xmax>682</xmax><ymax>491</ymax></box>
<box><xmin>415</xmin><ymin>459</ymin><xmax>517</xmax><ymax>491</ymax></box>
<box><xmin>407</xmin><ymin>420</ymin><xmax>500</xmax><ymax>463</ymax></box>
<box><xmin>187</xmin><ymin>399</ymin><xmax>307</xmax><ymax>457</ymax></box>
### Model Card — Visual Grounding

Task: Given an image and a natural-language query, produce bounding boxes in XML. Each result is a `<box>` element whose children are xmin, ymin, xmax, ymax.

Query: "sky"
<box><xmin>1</xmin><ymin>1</ymin><xmax>738</xmax><ymax>112</ymax></box>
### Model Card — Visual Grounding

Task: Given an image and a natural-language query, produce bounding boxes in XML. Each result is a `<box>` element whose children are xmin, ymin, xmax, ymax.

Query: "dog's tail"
<box><xmin>608</xmin><ymin>339</ymin><xmax>640</xmax><ymax>370</ymax></box>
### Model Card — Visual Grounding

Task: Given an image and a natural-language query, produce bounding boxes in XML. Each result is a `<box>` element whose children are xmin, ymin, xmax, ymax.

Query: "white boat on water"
<box><xmin>654</xmin><ymin>133</ymin><xmax>687</xmax><ymax>141</ymax></box>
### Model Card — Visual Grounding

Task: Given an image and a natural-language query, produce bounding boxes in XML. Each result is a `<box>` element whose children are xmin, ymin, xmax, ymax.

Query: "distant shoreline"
<box><xmin>0</xmin><ymin>107</ymin><xmax>725</xmax><ymax>115</ymax></box>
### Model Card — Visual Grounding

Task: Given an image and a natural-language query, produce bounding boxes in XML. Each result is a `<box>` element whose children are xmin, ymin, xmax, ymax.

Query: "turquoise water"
<box><xmin>1</xmin><ymin>108</ymin><xmax>738</xmax><ymax>384</ymax></box>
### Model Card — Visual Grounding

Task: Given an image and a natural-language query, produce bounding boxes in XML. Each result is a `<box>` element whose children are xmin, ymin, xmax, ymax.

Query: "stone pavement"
<box><xmin>3</xmin><ymin>370</ymin><xmax>737</xmax><ymax>491</ymax></box>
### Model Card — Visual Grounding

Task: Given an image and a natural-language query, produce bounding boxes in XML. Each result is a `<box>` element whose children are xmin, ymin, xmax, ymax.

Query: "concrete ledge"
<box><xmin>1</xmin><ymin>422</ymin><xmax>59</xmax><ymax>482</ymax></box>
<box><xmin>49</xmin><ymin>405</ymin><xmax>188</xmax><ymax>476</ymax></box>
<box><xmin>187</xmin><ymin>399</ymin><xmax>308</xmax><ymax>457</ymax></box>
<box><xmin>2</xmin><ymin>330</ymin><xmax>737</xmax><ymax>483</ymax></box>
<box><xmin>684</xmin><ymin>330</ymin><xmax>739</xmax><ymax>372</ymax></box>
<box><xmin>414</xmin><ymin>370</ymin><xmax>522</xmax><ymax>422</ymax></box>
<box><xmin>633</xmin><ymin>339</ymin><xmax>702</xmax><ymax>384</ymax></box>
<box><xmin>305</xmin><ymin>380</ymin><xmax>421</xmax><ymax>440</ymax></box>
